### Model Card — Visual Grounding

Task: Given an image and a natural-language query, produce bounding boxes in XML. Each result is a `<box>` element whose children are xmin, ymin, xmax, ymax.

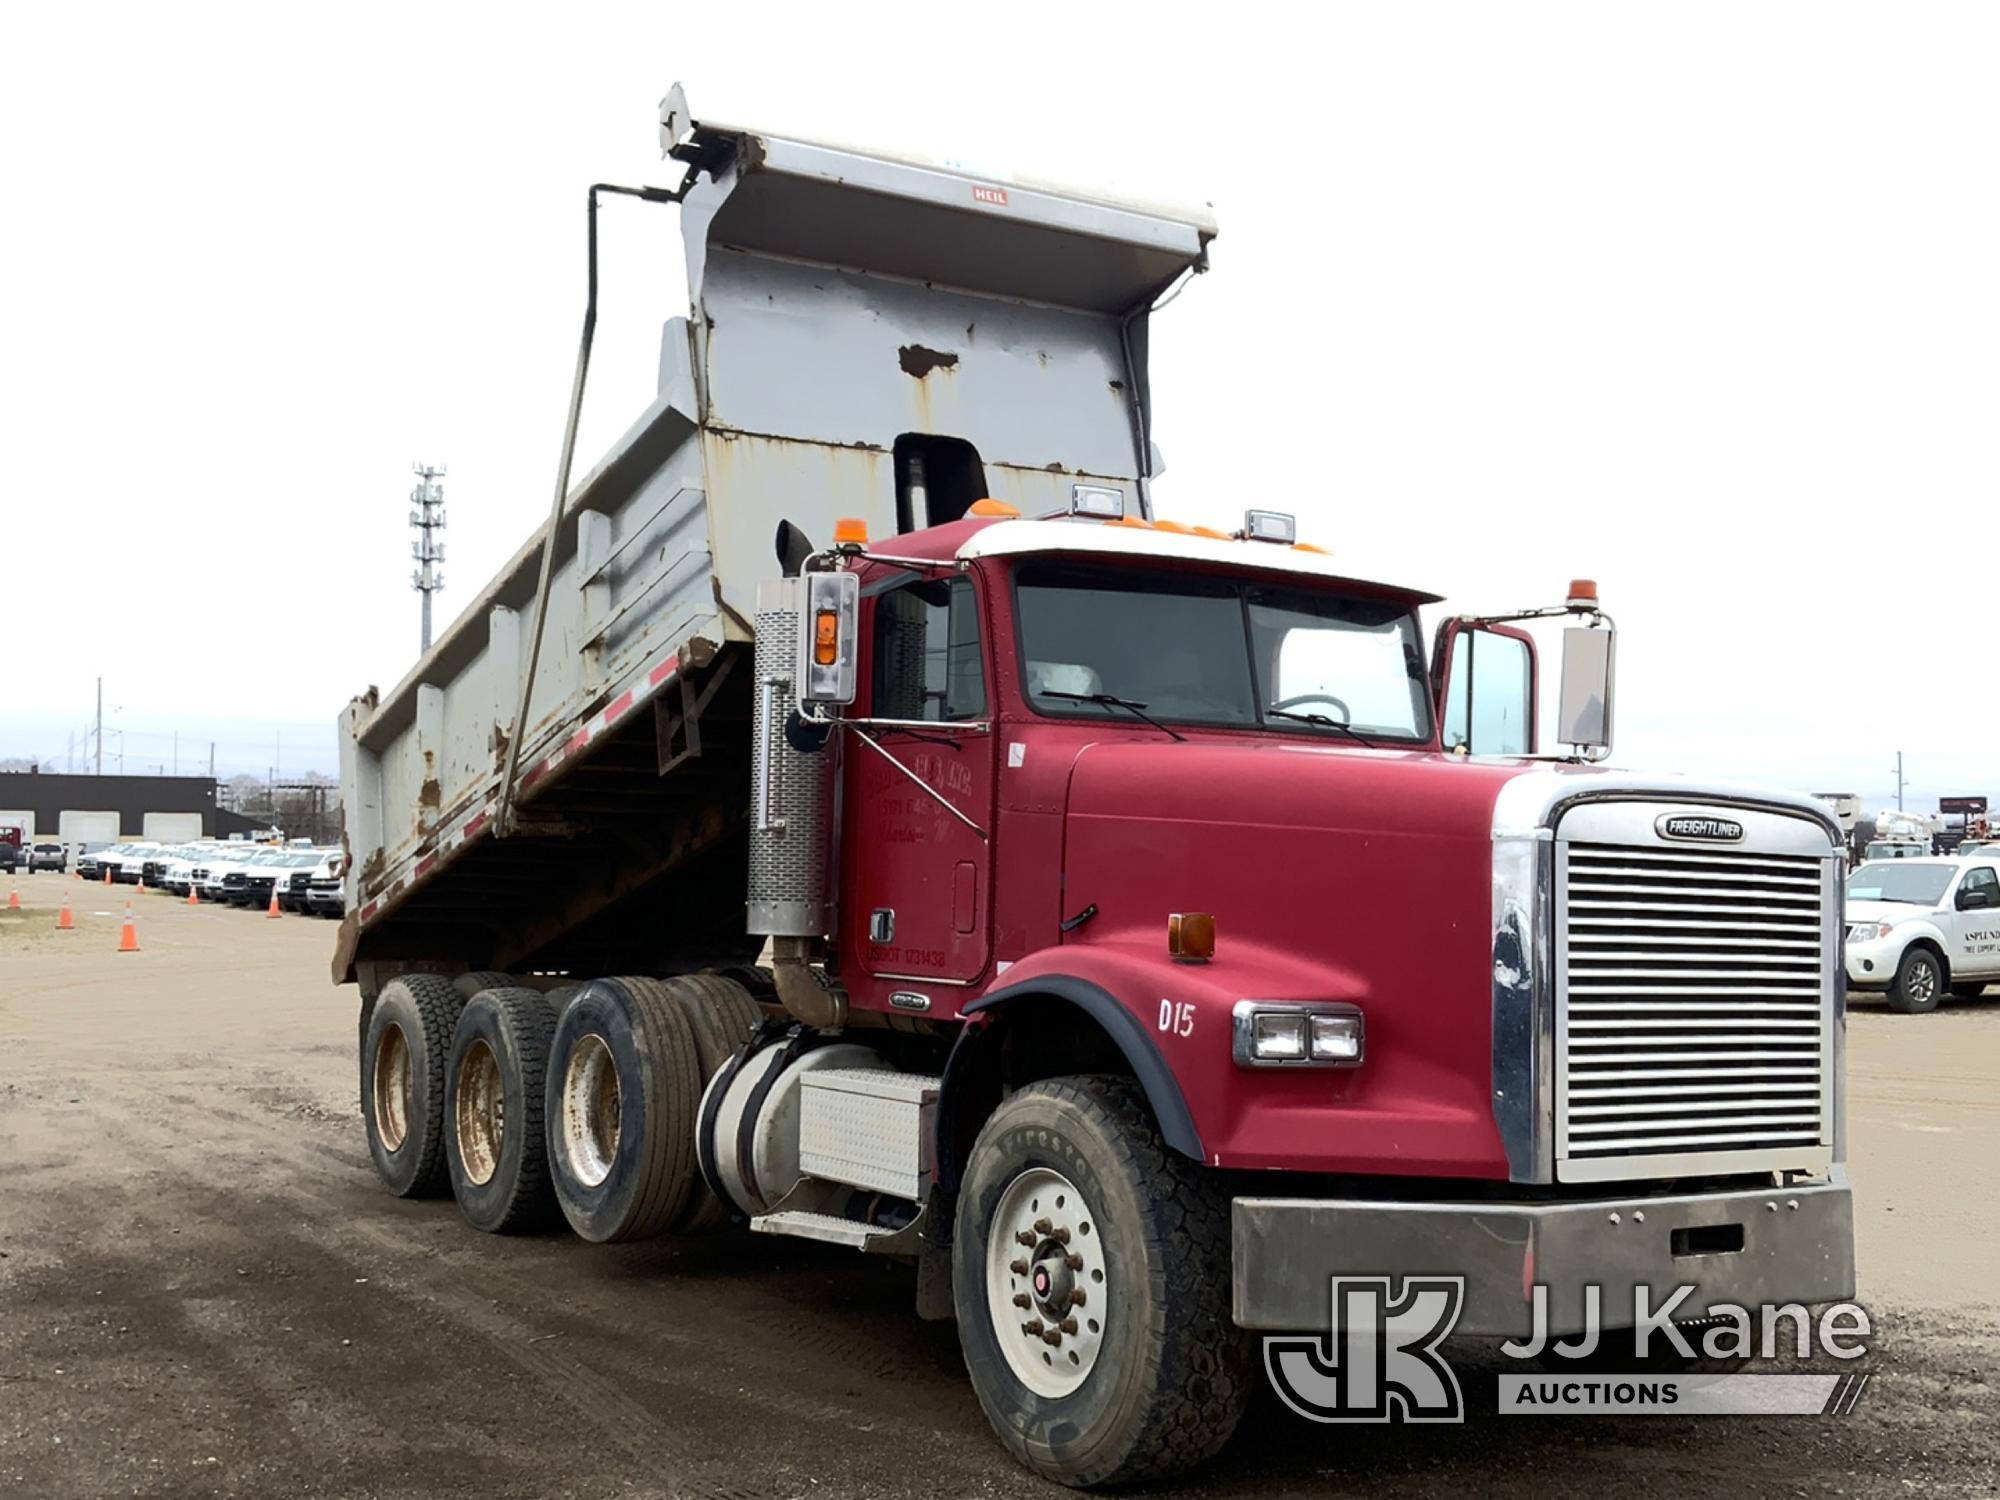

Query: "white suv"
<box><xmin>1844</xmin><ymin>856</ymin><xmax>2000</xmax><ymax>1012</ymax></box>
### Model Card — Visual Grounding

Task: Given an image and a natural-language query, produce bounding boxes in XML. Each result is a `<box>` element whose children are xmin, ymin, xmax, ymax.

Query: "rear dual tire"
<box><xmin>543</xmin><ymin>975</ymin><xmax>762</xmax><ymax>1242</ymax></box>
<box><xmin>361</xmin><ymin>975</ymin><xmax>467</xmax><ymax>1197</ymax></box>
<box><xmin>445</xmin><ymin>987</ymin><xmax>559</xmax><ymax>1233</ymax></box>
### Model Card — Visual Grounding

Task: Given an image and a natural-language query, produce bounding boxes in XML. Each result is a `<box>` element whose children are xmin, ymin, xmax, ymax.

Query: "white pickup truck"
<box><xmin>1845</xmin><ymin>855</ymin><xmax>2000</xmax><ymax>1011</ymax></box>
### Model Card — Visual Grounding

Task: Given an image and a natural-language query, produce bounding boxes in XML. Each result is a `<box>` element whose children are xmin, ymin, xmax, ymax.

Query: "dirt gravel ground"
<box><xmin>2</xmin><ymin>874</ymin><xmax>1997</xmax><ymax>1498</ymax></box>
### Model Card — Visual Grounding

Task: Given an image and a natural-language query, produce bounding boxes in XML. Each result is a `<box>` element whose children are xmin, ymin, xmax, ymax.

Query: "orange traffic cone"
<box><xmin>102</xmin><ymin>865</ymin><xmax>111</xmax><ymax>885</ymax></box>
<box><xmin>57</xmin><ymin>896</ymin><xmax>74</xmax><ymax>930</ymax></box>
<box><xmin>187</xmin><ymin>880</ymin><xmax>200</xmax><ymax>906</ymax></box>
<box><xmin>117</xmin><ymin>903</ymin><xmax>140</xmax><ymax>953</ymax></box>
<box><xmin>266</xmin><ymin>890</ymin><xmax>282</xmax><ymax>918</ymax></box>
<box><xmin>6</xmin><ymin>886</ymin><xmax>17</xmax><ymax>910</ymax></box>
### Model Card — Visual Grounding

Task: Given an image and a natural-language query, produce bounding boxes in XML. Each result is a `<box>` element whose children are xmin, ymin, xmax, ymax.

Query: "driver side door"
<box><xmin>840</xmin><ymin>573</ymin><xmax>995</xmax><ymax>989</ymax></box>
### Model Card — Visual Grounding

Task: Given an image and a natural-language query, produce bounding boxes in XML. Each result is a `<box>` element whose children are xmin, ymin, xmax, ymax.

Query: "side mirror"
<box><xmin>1557</xmin><ymin>625</ymin><xmax>1616</xmax><ymax>758</ymax></box>
<box><xmin>1957</xmin><ymin>887</ymin><xmax>1993</xmax><ymax>911</ymax></box>
<box><xmin>1438</xmin><ymin>624</ymin><xmax>1535</xmax><ymax>756</ymax></box>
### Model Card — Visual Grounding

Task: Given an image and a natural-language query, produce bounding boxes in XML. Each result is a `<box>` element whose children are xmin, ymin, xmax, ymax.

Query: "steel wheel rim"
<box><xmin>986</xmin><ymin>1166</ymin><xmax>1106</xmax><ymax>1397</ymax></box>
<box><xmin>372</xmin><ymin>1024</ymin><xmax>412</xmax><ymax>1152</ymax></box>
<box><xmin>1911</xmin><ymin>960</ymin><xmax>1936</xmax><ymax>1002</ymax></box>
<box><xmin>455</xmin><ymin>1038</ymin><xmax>504</xmax><ymax>1186</ymax></box>
<box><xmin>560</xmin><ymin>1033</ymin><xmax>620</xmax><ymax>1188</ymax></box>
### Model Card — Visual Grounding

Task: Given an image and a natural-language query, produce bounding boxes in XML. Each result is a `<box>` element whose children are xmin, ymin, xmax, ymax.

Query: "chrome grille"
<box><xmin>1558</xmin><ymin>840</ymin><xmax>1832</xmax><ymax>1176</ymax></box>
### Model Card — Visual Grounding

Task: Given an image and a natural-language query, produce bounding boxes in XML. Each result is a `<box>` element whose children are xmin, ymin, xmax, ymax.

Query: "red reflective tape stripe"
<box><xmin>567</xmin><ymin>729</ymin><xmax>589</xmax><ymax>754</ymax></box>
<box><xmin>521</xmin><ymin>760</ymin><xmax>550</xmax><ymax>789</ymax></box>
<box><xmin>604</xmin><ymin>691</ymin><xmax>634</xmax><ymax>725</ymax></box>
<box><xmin>359</xmin><ymin>901</ymin><xmax>379</xmax><ymax>921</ymax></box>
<box><xmin>649</xmin><ymin>658</ymin><xmax>678</xmax><ymax>686</ymax></box>
<box><xmin>466</xmin><ymin>811</ymin><xmax>490</xmax><ymax>836</ymax></box>
<box><xmin>414</xmin><ymin>856</ymin><xmax>437</xmax><ymax>878</ymax></box>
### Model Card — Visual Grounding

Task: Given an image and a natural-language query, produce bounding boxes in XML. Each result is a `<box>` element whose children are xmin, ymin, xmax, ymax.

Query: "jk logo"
<box><xmin>1264</xmin><ymin>1277</ymin><xmax>1466</xmax><ymax>1423</ymax></box>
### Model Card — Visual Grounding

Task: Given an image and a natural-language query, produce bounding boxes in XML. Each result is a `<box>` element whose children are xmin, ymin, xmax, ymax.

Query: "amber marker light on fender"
<box><xmin>1168</xmin><ymin>912</ymin><xmax>1215</xmax><ymax>962</ymax></box>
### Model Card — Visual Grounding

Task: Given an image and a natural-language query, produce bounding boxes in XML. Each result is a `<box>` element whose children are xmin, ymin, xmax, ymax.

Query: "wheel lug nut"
<box><xmin>1015</xmin><ymin>1231</ymin><xmax>1036</xmax><ymax>1247</ymax></box>
<box><xmin>1012</xmin><ymin>1294</ymin><xmax>1030</xmax><ymax>1309</ymax></box>
<box><xmin>1052</xmin><ymin>1226</ymin><xmax>1071</xmax><ymax>1244</ymax></box>
<box><xmin>1060</xmin><ymin>1317</ymin><xmax>1078</xmax><ymax>1335</ymax></box>
<box><xmin>1041</xmin><ymin>1328</ymin><xmax>1063</xmax><ymax>1347</ymax></box>
<box><xmin>1009</xmin><ymin>1259</ymin><xmax>1028</xmax><ymax>1275</ymax></box>
<box><xmin>1069</xmin><ymin>1288</ymin><xmax>1087</xmax><ymax>1307</ymax></box>
<box><xmin>1065</xmin><ymin>1253</ymin><xmax>1083</xmax><ymax>1271</ymax></box>
<box><xmin>1021</xmin><ymin>1319</ymin><xmax>1044</xmax><ymax>1337</ymax></box>
<box><xmin>1034</xmin><ymin>1218</ymin><xmax>1054</xmax><ymax>1236</ymax></box>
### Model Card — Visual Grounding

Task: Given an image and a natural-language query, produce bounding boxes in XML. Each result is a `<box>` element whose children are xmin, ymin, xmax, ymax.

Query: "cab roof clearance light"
<box><xmin>1231</xmin><ymin>1001</ymin><xmax>1364</xmax><ymax>1069</ymax></box>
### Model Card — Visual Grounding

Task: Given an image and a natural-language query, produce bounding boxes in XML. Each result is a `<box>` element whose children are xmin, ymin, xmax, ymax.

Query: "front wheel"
<box><xmin>1888</xmin><ymin>947</ymin><xmax>1943</xmax><ymax>1013</ymax></box>
<box><xmin>953</xmin><ymin>1076</ymin><xmax>1248</xmax><ymax>1488</ymax></box>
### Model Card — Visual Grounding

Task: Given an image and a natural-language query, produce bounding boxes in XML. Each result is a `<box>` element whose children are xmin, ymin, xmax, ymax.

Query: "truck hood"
<box><xmin>1053</xmin><ymin>738</ymin><xmax>1840</xmax><ymax>1178</ymax></box>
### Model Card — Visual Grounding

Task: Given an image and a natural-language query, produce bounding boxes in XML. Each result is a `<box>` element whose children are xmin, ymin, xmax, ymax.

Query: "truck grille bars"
<box><xmin>1556</xmin><ymin>840</ymin><xmax>1834</xmax><ymax>1180</ymax></box>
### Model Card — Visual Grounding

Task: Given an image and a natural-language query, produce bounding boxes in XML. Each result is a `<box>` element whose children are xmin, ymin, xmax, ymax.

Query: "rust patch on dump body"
<box><xmin>898</xmin><ymin>344</ymin><xmax>959</xmax><ymax>379</ymax></box>
<box><xmin>419</xmin><ymin>779</ymin><xmax>441</xmax><ymax>810</ymax></box>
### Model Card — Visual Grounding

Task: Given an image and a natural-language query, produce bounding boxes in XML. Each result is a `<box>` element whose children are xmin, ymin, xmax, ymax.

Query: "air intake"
<box><xmin>748</xmin><ymin>579</ymin><xmax>834</xmax><ymax>937</ymax></box>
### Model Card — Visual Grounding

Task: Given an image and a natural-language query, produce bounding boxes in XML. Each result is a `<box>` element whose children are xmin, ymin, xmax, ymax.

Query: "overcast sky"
<box><xmin>4</xmin><ymin>3</ymin><xmax>1995</xmax><ymax>810</ymax></box>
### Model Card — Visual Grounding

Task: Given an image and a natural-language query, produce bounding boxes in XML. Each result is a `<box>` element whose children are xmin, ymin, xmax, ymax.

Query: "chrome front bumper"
<box><xmin>1232</xmin><ymin>1177</ymin><xmax>1854</xmax><ymax>1338</ymax></box>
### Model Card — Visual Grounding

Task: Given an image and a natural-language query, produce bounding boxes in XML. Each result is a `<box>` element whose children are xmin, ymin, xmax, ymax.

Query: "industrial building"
<box><xmin>0</xmin><ymin>771</ymin><xmax>262</xmax><ymax>842</ymax></box>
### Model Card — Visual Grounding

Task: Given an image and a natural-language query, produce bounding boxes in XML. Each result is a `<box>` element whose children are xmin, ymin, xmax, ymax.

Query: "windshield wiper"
<box><xmin>1040</xmin><ymin>690</ymin><xmax>1186</xmax><ymax>742</ymax></box>
<box><xmin>1265</xmin><ymin>706</ymin><xmax>1375</xmax><ymax>748</ymax></box>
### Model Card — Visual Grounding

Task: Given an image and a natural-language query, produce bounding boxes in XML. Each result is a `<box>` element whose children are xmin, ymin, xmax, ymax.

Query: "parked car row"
<box><xmin>59</xmin><ymin>839</ymin><xmax>347</xmax><ymax>918</ymax></box>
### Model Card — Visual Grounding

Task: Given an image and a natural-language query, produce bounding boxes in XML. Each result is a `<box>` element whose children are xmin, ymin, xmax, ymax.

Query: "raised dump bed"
<box><xmin>335</xmin><ymin>98</ymin><xmax>1216</xmax><ymax>988</ymax></box>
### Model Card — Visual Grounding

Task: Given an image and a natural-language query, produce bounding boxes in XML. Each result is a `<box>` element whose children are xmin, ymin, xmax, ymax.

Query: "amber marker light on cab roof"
<box><xmin>967</xmin><ymin>498</ymin><xmax>1020</xmax><ymax>517</ymax></box>
<box><xmin>1567</xmin><ymin>578</ymin><xmax>1599</xmax><ymax>609</ymax></box>
<box><xmin>832</xmin><ymin>516</ymin><xmax>870</xmax><ymax>545</ymax></box>
<box><xmin>1169</xmin><ymin>912</ymin><xmax>1216</xmax><ymax>962</ymax></box>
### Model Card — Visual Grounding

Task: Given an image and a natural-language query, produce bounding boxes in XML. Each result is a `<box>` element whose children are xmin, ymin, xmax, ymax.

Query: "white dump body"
<box><xmin>336</xmin><ymin>104</ymin><xmax>1215</xmax><ymax>978</ymax></box>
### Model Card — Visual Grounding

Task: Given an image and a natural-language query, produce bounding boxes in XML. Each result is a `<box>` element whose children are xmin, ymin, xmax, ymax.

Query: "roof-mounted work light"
<box><xmin>1238</xmin><ymin>509</ymin><xmax>1296</xmax><ymax>544</ymax></box>
<box><xmin>1069</xmin><ymin>484</ymin><xmax>1126</xmax><ymax>521</ymax></box>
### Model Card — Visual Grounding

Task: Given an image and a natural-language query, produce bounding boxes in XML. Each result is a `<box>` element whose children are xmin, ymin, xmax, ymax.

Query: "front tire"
<box><xmin>1888</xmin><ymin>947</ymin><xmax>1944</xmax><ymax>1013</ymax></box>
<box><xmin>953</xmin><ymin>1076</ymin><xmax>1248</xmax><ymax>1488</ymax></box>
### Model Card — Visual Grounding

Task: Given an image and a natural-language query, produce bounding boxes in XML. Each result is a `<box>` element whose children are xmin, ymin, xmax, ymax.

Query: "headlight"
<box><xmin>1848</xmin><ymin>921</ymin><xmax>1896</xmax><ymax>943</ymax></box>
<box><xmin>1232</xmin><ymin>1001</ymin><xmax>1364</xmax><ymax>1069</ymax></box>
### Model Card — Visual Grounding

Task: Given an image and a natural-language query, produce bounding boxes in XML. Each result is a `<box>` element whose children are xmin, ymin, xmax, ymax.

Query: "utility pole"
<box><xmin>1892</xmin><ymin>751</ymin><xmax>1908</xmax><ymax>812</ymax></box>
<box><xmin>209</xmin><ymin>742</ymin><xmax>215</xmax><ymax>779</ymax></box>
<box><xmin>410</xmin><ymin>462</ymin><xmax>448</xmax><ymax>653</ymax></box>
<box><xmin>95</xmin><ymin>676</ymin><xmax>102</xmax><ymax>775</ymax></box>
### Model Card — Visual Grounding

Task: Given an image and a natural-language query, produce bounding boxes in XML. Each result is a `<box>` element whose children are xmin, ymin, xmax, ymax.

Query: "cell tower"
<box><xmin>410</xmin><ymin>462</ymin><xmax>448</xmax><ymax>652</ymax></box>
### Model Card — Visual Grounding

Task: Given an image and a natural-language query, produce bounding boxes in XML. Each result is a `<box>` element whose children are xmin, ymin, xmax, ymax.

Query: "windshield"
<box><xmin>1013</xmin><ymin>564</ymin><xmax>1432</xmax><ymax>741</ymax></box>
<box><xmin>1847</xmin><ymin>861</ymin><xmax>1954</xmax><ymax>906</ymax></box>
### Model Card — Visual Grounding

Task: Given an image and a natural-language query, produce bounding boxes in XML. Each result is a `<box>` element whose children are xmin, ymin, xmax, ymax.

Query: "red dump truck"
<box><xmin>337</xmin><ymin>90</ymin><xmax>1854</xmax><ymax>1485</ymax></box>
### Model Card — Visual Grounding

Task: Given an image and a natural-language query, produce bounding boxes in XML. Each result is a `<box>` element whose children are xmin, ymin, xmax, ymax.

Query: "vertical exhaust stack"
<box><xmin>749</xmin><ymin>580</ymin><xmax>845</xmax><ymax>1028</ymax></box>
